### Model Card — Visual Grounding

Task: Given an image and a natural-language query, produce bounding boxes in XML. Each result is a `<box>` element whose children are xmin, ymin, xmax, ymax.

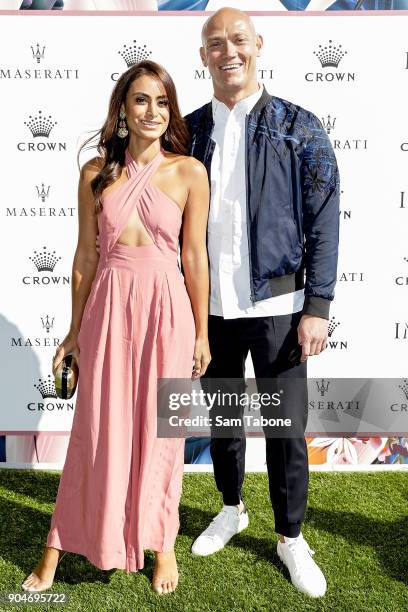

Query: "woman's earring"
<box><xmin>117</xmin><ymin>109</ymin><xmax>128</xmax><ymax>139</ymax></box>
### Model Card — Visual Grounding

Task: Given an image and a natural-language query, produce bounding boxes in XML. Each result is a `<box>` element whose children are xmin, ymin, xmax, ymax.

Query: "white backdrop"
<box><xmin>0</xmin><ymin>13</ymin><xmax>407</xmax><ymax>467</ymax></box>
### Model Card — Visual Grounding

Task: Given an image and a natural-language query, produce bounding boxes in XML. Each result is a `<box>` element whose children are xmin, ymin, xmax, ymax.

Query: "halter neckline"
<box><xmin>125</xmin><ymin>146</ymin><xmax>164</xmax><ymax>169</ymax></box>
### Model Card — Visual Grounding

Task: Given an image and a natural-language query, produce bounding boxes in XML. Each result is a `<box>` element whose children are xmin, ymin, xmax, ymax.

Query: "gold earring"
<box><xmin>117</xmin><ymin>109</ymin><xmax>128</xmax><ymax>138</ymax></box>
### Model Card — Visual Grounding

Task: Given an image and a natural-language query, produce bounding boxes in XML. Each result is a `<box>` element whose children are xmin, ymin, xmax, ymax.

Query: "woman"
<box><xmin>21</xmin><ymin>60</ymin><xmax>210</xmax><ymax>595</ymax></box>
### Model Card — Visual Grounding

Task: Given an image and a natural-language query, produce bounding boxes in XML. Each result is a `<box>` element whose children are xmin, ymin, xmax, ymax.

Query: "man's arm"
<box><xmin>296</xmin><ymin>111</ymin><xmax>340</xmax><ymax>362</ymax></box>
<box><xmin>300</xmin><ymin>111</ymin><xmax>340</xmax><ymax>321</ymax></box>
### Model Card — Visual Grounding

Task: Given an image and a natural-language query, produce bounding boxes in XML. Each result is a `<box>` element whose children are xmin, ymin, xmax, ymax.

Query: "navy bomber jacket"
<box><xmin>183</xmin><ymin>85</ymin><xmax>340</xmax><ymax>320</ymax></box>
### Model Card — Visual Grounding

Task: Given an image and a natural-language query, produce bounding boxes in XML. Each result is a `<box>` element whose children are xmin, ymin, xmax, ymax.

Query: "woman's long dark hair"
<box><xmin>77</xmin><ymin>60</ymin><xmax>190</xmax><ymax>214</ymax></box>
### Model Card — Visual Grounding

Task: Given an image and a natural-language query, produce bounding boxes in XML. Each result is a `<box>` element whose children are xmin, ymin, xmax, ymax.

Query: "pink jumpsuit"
<box><xmin>46</xmin><ymin>147</ymin><xmax>196</xmax><ymax>572</ymax></box>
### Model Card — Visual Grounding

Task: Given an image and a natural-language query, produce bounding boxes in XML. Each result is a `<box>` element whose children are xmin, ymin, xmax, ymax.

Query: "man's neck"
<box><xmin>212</xmin><ymin>82</ymin><xmax>261</xmax><ymax>110</ymax></box>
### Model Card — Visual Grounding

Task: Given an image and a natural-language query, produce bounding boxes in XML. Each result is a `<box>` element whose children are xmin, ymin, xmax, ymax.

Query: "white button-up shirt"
<box><xmin>208</xmin><ymin>84</ymin><xmax>305</xmax><ymax>319</ymax></box>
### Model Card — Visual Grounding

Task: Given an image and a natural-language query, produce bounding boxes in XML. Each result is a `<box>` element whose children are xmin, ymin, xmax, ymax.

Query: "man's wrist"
<box><xmin>301</xmin><ymin>295</ymin><xmax>330</xmax><ymax>320</ymax></box>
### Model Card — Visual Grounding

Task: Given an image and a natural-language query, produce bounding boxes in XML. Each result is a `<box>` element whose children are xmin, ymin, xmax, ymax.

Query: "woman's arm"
<box><xmin>180</xmin><ymin>157</ymin><xmax>211</xmax><ymax>378</ymax></box>
<box><xmin>52</xmin><ymin>158</ymin><xmax>101</xmax><ymax>372</ymax></box>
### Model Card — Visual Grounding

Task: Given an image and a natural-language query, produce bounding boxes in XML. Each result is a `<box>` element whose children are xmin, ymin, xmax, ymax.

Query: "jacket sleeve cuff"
<box><xmin>302</xmin><ymin>295</ymin><xmax>331</xmax><ymax>320</ymax></box>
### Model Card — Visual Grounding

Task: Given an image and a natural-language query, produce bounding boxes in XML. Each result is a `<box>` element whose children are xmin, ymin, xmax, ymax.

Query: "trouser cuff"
<box><xmin>222</xmin><ymin>493</ymin><xmax>243</xmax><ymax>506</ymax></box>
<box><xmin>274</xmin><ymin>522</ymin><xmax>302</xmax><ymax>538</ymax></box>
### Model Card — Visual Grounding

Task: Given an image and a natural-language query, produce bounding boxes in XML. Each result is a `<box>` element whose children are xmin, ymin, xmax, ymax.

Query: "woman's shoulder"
<box><xmin>80</xmin><ymin>156</ymin><xmax>105</xmax><ymax>182</ymax></box>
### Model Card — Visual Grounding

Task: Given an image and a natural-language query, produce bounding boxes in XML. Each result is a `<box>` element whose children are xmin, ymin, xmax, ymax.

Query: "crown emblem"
<box><xmin>36</xmin><ymin>183</ymin><xmax>50</xmax><ymax>202</ymax></box>
<box><xmin>316</xmin><ymin>378</ymin><xmax>330</xmax><ymax>397</ymax></box>
<box><xmin>321</xmin><ymin>114</ymin><xmax>336</xmax><ymax>135</ymax></box>
<box><xmin>118</xmin><ymin>40</ymin><xmax>152</xmax><ymax>67</ymax></box>
<box><xmin>29</xmin><ymin>246</ymin><xmax>61</xmax><ymax>272</ymax></box>
<box><xmin>31</xmin><ymin>42</ymin><xmax>45</xmax><ymax>64</ymax></box>
<box><xmin>313</xmin><ymin>40</ymin><xmax>347</xmax><ymax>68</ymax></box>
<box><xmin>399</xmin><ymin>379</ymin><xmax>408</xmax><ymax>401</ymax></box>
<box><xmin>41</xmin><ymin>315</ymin><xmax>54</xmax><ymax>333</ymax></box>
<box><xmin>328</xmin><ymin>317</ymin><xmax>340</xmax><ymax>337</ymax></box>
<box><xmin>24</xmin><ymin>110</ymin><xmax>57</xmax><ymax>138</ymax></box>
<box><xmin>34</xmin><ymin>374</ymin><xmax>57</xmax><ymax>399</ymax></box>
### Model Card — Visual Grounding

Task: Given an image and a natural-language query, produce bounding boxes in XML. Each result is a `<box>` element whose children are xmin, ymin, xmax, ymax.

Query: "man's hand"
<box><xmin>95</xmin><ymin>234</ymin><xmax>100</xmax><ymax>255</ymax></box>
<box><xmin>297</xmin><ymin>314</ymin><xmax>328</xmax><ymax>363</ymax></box>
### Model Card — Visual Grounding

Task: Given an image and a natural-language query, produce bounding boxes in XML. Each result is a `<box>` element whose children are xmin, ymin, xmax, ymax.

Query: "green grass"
<box><xmin>0</xmin><ymin>470</ymin><xmax>407</xmax><ymax>612</ymax></box>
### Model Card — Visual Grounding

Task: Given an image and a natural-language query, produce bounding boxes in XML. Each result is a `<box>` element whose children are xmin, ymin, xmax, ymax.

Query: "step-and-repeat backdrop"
<box><xmin>0</xmin><ymin>11</ymin><xmax>407</xmax><ymax>468</ymax></box>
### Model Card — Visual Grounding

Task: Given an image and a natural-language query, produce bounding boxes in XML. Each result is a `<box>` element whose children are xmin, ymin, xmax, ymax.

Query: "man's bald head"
<box><xmin>201</xmin><ymin>7</ymin><xmax>256</xmax><ymax>46</ymax></box>
<box><xmin>199</xmin><ymin>6</ymin><xmax>262</xmax><ymax>105</ymax></box>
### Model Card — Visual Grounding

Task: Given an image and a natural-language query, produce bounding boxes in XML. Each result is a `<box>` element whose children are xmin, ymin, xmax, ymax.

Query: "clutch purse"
<box><xmin>54</xmin><ymin>354</ymin><xmax>79</xmax><ymax>399</ymax></box>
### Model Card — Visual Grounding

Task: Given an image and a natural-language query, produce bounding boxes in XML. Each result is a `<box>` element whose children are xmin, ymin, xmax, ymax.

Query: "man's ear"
<box><xmin>199</xmin><ymin>46</ymin><xmax>207</xmax><ymax>67</ymax></box>
<box><xmin>256</xmin><ymin>34</ymin><xmax>263</xmax><ymax>57</ymax></box>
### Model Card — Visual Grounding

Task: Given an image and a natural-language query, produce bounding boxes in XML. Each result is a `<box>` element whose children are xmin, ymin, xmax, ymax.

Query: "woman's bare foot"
<box><xmin>21</xmin><ymin>547</ymin><xmax>66</xmax><ymax>592</ymax></box>
<box><xmin>152</xmin><ymin>550</ymin><xmax>178</xmax><ymax>594</ymax></box>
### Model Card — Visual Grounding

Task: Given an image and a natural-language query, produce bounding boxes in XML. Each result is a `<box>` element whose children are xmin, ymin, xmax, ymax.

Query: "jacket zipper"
<box><xmin>245</xmin><ymin>115</ymin><xmax>255</xmax><ymax>305</ymax></box>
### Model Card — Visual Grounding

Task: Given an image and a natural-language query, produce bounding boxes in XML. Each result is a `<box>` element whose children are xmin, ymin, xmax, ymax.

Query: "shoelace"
<box><xmin>286</xmin><ymin>537</ymin><xmax>316</xmax><ymax>575</ymax></box>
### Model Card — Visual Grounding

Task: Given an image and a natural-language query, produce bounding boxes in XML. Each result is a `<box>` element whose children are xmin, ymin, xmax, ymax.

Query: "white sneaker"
<box><xmin>277</xmin><ymin>533</ymin><xmax>327</xmax><ymax>597</ymax></box>
<box><xmin>191</xmin><ymin>505</ymin><xmax>249</xmax><ymax>556</ymax></box>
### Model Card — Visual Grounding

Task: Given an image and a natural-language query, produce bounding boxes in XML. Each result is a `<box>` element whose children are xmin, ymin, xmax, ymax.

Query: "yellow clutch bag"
<box><xmin>54</xmin><ymin>354</ymin><xmax>79</xmax><ymax>399</ymax></box>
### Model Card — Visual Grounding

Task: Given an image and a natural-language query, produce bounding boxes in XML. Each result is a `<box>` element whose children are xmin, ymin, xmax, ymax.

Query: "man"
<box><xmin>183</xmin><ymin>8</ymin><xmax>340</xmax><ymax>598</ymax></box>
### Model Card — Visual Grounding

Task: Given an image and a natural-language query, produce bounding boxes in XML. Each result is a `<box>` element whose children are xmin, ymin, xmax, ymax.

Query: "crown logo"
<box><xmin>118</xmin><ymin>40</ymin><xmax>152</xmax><ymax>67</ymax></box>
<box><xmin>313</xmin><ymin>40</ymin><xmax>347</xmax><ymax>68</ymax></box>
<box><xmin>321</xmin><ymin>114</ymin><xmax>336</xmax><ymax>135</ymax></box>
<box><xmin>31</xmin><ymin>43</ymin><xmax>45</xmax><ymax>64</ymax></box>
<box><xmin>328</xmin><ymin>317</ymin><xmax>340</xmax><ymax>337</ymax></box>
<box><xmin>29</xmin><ymin>246</ymin><xmax>61</xmax><ymax>272</ymax></box>
<box><xmin>34</xmin><ymin>374</ymin><xmax>57</xmax><ymax>399</ymax></box>
<box><xmin>399</xmin><ymin>379</ymin><xmax>408</xmax><ymax>401</ymax></box>
<box><xmin>41</xmin><ymin>315</ymin><xmax>54</xmax><ymax>333</ymax></box>
<box><xmin>316</xmin><ymin>378</ymin><xmax>330</xmax><ymax>397</ymax></box>
<box><xmin>36</xmin><ymin>183</ymin><xmax>50</xmax><ymax>202</ymax></box>
<box><xmin>24</xmin><ymin>110</ymin><xmax>57</xmax><ymax>138</ymax></box>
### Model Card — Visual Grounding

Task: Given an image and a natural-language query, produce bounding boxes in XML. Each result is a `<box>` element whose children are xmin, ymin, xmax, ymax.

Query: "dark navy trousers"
<box><xmin>201</xmin><ymin>311</ymin><xmax>309</xmax><ymax>538</ymax></box>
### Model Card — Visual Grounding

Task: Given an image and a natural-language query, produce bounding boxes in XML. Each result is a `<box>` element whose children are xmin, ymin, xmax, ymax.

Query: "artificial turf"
<box><xmin>0</xmin><ymin>470</ymin><xmax>407</xmax><ymax>612</ymax></box>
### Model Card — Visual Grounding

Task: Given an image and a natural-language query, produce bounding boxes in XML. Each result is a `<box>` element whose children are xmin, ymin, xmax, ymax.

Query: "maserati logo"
<box><xmin>0</xmin><ymin>43</ymin><xmax>79</xmax><ymax>80</ymax></box>
<box><xmin>31</xmin><ymin>43</ymin><xmax>45</xmax><ymax>64</ymax></box>
<box><xmin>41</xmin><ymin>314</ymin><xmax>55</xmax><ymax>334</ymax></box>
<box><xmin>36</xmin><ymin>183</ymin><xmax>50</xmax><ymax>202</ymax></box>
<box><xmin>321</xmin><ymin>114</ymin><xmax>336</xmax><ymax>134</ymax></box>
<box><xmin>10</xmin><ymin>314</ymin><xmax>60</xmax><ymax>348</ymax></box>
<box><xmin>321</xmin><ymin>115</ymin><xmax>368</xmax><ymax>151</ymax></box>
<box><xmin>316</xmin><ymin>379</ymin><xmax>330</xmax><ymax>397</ymax></box>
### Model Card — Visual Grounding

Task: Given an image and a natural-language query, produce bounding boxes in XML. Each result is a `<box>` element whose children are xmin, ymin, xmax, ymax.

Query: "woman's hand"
<box><xmin>52</xmin><ymin>332</ymin><xmax>81</xmax><ymax>374</ymax></box>
<box><xmin>192</xmin><ymin>336</ymin><xmax>211</xmax><ymax>379</ymax></box>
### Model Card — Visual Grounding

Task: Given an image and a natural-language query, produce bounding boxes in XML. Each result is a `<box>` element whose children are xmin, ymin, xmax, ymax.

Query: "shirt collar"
<box><xmin>211</xmin><ymin>83</ymin><xmax>263</xmax><ymax>120</ymax></box>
